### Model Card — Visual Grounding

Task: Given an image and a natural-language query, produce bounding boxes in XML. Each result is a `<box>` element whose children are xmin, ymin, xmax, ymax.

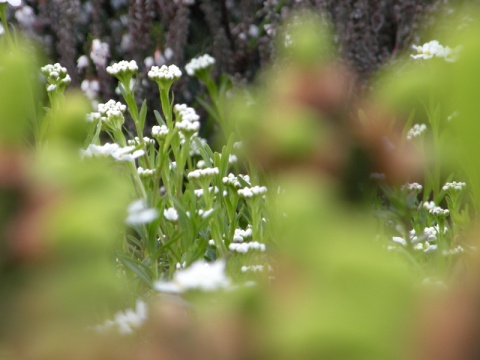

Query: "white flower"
<box><xmin>187</xmin><ymin>167</ymin><xmax>219</xmax><ymax>180</ymax></box>
<box><xmin>429</xmin><ymin>206</ymin><xmax>450</xmax><ymax>217</ymax></box>
<box><xmin>238</xmin><ymin>186</ymin><xmax>268</xmax><ymax>198</ymax></box>
<box><xmin>154</xmin><ymin>260</ymin><xmax>231</xmax><ymax>293</ymax></box>
<box><xmin>151</xmin><ymin>125</ymin><xmax>169</xmax><ymax>140</ymax></box>
<box><xmin>81</xmin><ymin>143</ymin><xmax>144</xmax><ymax>162</ymax></box>
<box><xmin>229</xmin><ymin>241</ymin><xmax>266</xmax><ymax>253</ymax></box>
<box><xmin>193</xmin><ymin>186</ymin><xmax>219</xmax><ymax>197</ymax></box>
<box><xmin>107</xmin><ymin>60</ymin><xmax>138</xmax><ymax>76</ymax></box>
<box><xmin>406</xmin><ymin>124</ymin><xmax>427</xmax><ymax>140</ymax></box>
<box><xmin>148</xmin><ymin>64</ymin><xmax>182</xmax><ymax>82</ymax></box>
<box><xmin>422</xmin><ymin>201</ymin><xmax>436</xmax><ymax>211</ymax></box>
<box><xmin>185</xmin><ymin>54</ymin><xmax>215</xmax><ymax>76</ymax></box>
<box><xmin>137</xmin><ymin>167</ymin><xmax>155</xmax><ymax>178</ymax></box>
<box><xmin>15</xmin><ymin>5</ymin><xmax>35</xmax><ymax>28</ymax></box>
<box><xmin>233</xmin><ymin>226</ymin><xmax>253</xmax><ymax>242</ymax></box>
<box><xmin>126</xmin><ymin>200</ymin><xmax>158</xmax><ymax>226</ymax></box>
<box><xmin>241</xmin><ymin>265</ymin><xmax>264</xmax><ymax>273</ymax></box>
<box><xmin>442</xmin><ymin>181</ymin><xmax>466</xmax><ymax>192</ymax></box>
<box><xmin>81</xmin><ymin>79</ymin><xmax>100</xmax><ymax>101</ymax></box>
<box><xmin>40</xmin><ymin>63</ymin><xmax>71</xmax><ymax>90</ymax></box>
<box><xmin>90</xmin><ymin>39</ymin><xmax>110</xmax><ymax>68</ymax></box>
<box><xmin>164</xmin><ymin>207</ymin><xmax>179</xmax><ymax>222</ymax></box>
<box><xmin>93</xmin><ymin>100</ymin><xmax>127</xmax><ymax>129</ymax></box>
<box><xmin>93</xmin><ymin>300</ymin><xmax>148</xmax><ymax>335</ymax></box>
<box><xmin>411</xmin><ymin>40</ymin><xmax>459</xmax><ymax>62</ymax></box>
<box><xmin>401</xmin><ymin>182</ymin><xmax>423</xmax><ymax>193</ymax></box>
<box><xmin>0</xmin><ymin>0</ymin><xmax>22</xmax><ymax>7</ymax></box>
<box><xmin>77</xmin><ymin>55</ymin><xmax>89</xmax><ymax>70</ymax></box>
<box><xmin>127</xmin><ymin>136</ymin><xmax>156</xmax><ymax>147</ymax></box>
<box><xmin>222</xmin><ymin>173</ymin><xmax>251</xmax><ymax>188</ymax></box>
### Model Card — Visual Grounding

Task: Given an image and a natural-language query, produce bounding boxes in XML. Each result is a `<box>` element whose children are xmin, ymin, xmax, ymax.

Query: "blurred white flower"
<box><xmin>0</xmin><ymin>0</ymin><xmax>22</xmax><ymax>7</ymax></box>
<box><xmin>154</xmin><ymin>260</ymin><xmax>231</xmax><ymax>293</ymax></box>
<box><xmin>164</xmin><ymin>207</ymin><xmax>179</xmax><ymax>222</ymax></box>
<box><xmin>93</xmin><ymin>300</ymin><xmax>148</xmax><ymax>335</ymax></box>
<box><xmin>90</xmin><ymin>39</ymin><xmax>110</xmax><ymax>68</ymax></box>
<box><xmin>126</xmin><ymin>200</ymin><xmax>158</xmax><ymax>226</ymax></box>
<box><xmin>411</xmin><ymin>40</ymin><xmax>460</xmax><ymax>62</ymax></box>
<box><xmin>185</xmin><ymin>54</ymin><xmax>215</xmax><ymax>76</ymax></box>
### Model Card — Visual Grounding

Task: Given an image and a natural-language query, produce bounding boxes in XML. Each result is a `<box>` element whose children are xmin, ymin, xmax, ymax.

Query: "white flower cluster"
<box><xmin>137</xmin><ymin>167</ymin><xmax>155</xmax><ymax>178</ymax></box>
<box><xmin>151</xmin><ymin>125</ymin><xmax>169</xmax><ymax>140</ymax></box>
<box><xmin>174</xmin><ymin>104</ymin><xmax>201</xmax><ymax>135</ymax></box>
<box><xmin>81</xmin><ymin>143</ymin><xmax>145</xmax><ymax>162</ymax></box>
<box><xmin>241</xmin><ymin>265</ymin><xmax>264</xmax><ymax>273</ymax></box>
<box><xmin>40</xmin><ymin>63</ymin><xmax>71</xmax><ymax>92</ymax></box>
<box><xmin>194</xmin><ymin>186</ymin><xmax>219</xmax><ymax>197</ymax></box>
<box><xmin>187</xmin><ymin>167</ymin><xmax>219</xmax><ymax>180</ymax></box>
<box><xmin>127</xmin><ymin>136</ymin><xmax>156</xmax><ymax>147</ymax></box>
<box><xmin>442</xmin><ymin>245</ymin><xmax>464</xmax><ymax>256</ymax></box>
<box><xmin>233</xmin><ymin>226</ymin><xmax>253</xmax><ymax>242</ymax></box>
<box><xmin>411</xmin><ymin>40</ymin><xmax>458</xmax><ymax>62</ymax></box>
<box><xmin>401</xmin><ymin>182</ymin><xmax>423</xmax><ymax>193</ymax></box>
<box><xmin>185</xmin><ymin>54</ymin><xmax>215</xmax><ymax>76</ymax></box>
<box><xmin>187</xmin><ymin>208</ymin><xmax>214</xmax><ymax>219</ymax></box>
<box><xmin>423</xmin><ymin>201</ymin><xmax>436</xmax><ymax>211</ymax></box>
<box><xmin>429</xmin><ymin>206</ymin><xmax>450</xmax><ymax>217</ymax></box>
<box><xmin>81</xmin><ymin>79</ymin><xmax>100</xmax><ymax>106</ymax></box>
<box><xmin>126</xmin><ymin>199</ymin><xmax>158</xmax><ymax>225</ymax></box>
<box><xmin>154</xmin><ymin>260</ymin><xmax>231</xmax><ymax>293</ymax></box>
<box><xmin>413</xmin><ymin>242</ymin><xmax>437</xmax><ymax>253</ymax></box>
<box><xmin>1</xmin><ymin>0</ymin><xmax>22</xmax><ymax>7</ymax></box>
<box><xmin>90</xmin><ymin>39</ymin><xmax>110</xmax><ymax>68</ymax></box>
<box><xmin>222</xmin><ymin>173</ymin><xmax>251</xmax><ymax>188</ymax></box>
<box><xmin>148</xmin><ymin>64</ymin><xmax>182</xmax><ymax>82</ymax></box>
<box><xmin>164</xmin><ymin>207</ymin><xmax>179</xmax><ymax>222</ymax></box>
<box><xmin>406</xmin><ymin>124</ymin><xmax>427</xmax><ymax>140</ymax></box>
<box><xmin>90</xmin><ymin>100</ymin><xmax>127</xmax><ymax>128</ymax></box>
<box><xmin>229</xmin><ymin>241</ymin><xmax>266</xmax><ymax>253</ymax></box>
<box><xmin>238</xmin><ymin>186</ymin><xmax>268</xmax><ymax>199</ymax></box>
<box><xmin>442</xmin><ymin>181</ymin><xmax>466</xmax><ymax>192</ymax></box>
<box><xmin>106</xmin><ymin>60</ymin><xmax>138</xmax><ymax>76</ymax></box>
<box><xmin>92</xmin><ymin>300</ymin><xmax>148</xmax><ymax>335</ymax></box>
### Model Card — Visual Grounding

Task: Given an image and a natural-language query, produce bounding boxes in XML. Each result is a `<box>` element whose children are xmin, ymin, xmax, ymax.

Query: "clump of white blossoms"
<box><xmin>154</xmin><ymin>260</ymin><xmax>231</xmax><ymax>293</ymax></box>
<box><xmin>401</xmin><ymin>182</ymin><xmax>423</xmax><ymax>193</ymax></box>
<box><xmin>229</xmin><ymin>241</ymin><xmax>266</xmax><ymax>253</ymax></box>
<box><xmin>241</xmin><ymin>265</ymin><xmax>264</xmax><ymax>273</ymax></box>
<box><xmin>174</xmin><ymin>104</ymin><xmax>201</xmax><ymax>136</ymax></box>
<box><xmin>90</xmin><ymin>39</ymin><xmax>110</xmax><ymax>68</ymax></box>
<box><xmin>233</xmin><ymin>226</ymin><xmax>253</xmax><ymax>242</ymax></box>
<box><xmin>188</xmin><ymin>167</ymin><xmax>219</xmax><ymax>180</ymax></box>
<box><xmin>0</xmin><ymin>1</ymin><xmax>22</xmax><ymax>7</ymax></box>
<box><xmin>40</xmin><ymin>63</ymin><xmax>71</xmax><ymax>92</ymax></box>
<box><xmin>429</xmin><ymin>206</ymin><xmax>450</xmax><ymax>217</ymax></box>
<box><xmin>91</xmin><ymin>100</ymin><xmax>127</xmax><ymax>131</ymax></box>
<box><xmin>81</xmin><ymin>143</ymin><xmax>145</xmax><ymax>162</ymax></box>
<box><xmin>164</xmin><ymin>207</ymin><xmax>179</xmax><ymax>222</ymax></box>
<box><xmin>223</xmin><ymin>173</ymin><xmax>251</xmax><ymax>188</ymax></box>
<box><xmin>107</xmin><ymin>60</ymin><xmax>138</xmax><ymax>77</ymax></box>
<box><xmin>151</xmin><ymin>125</ymin><xmax>169</xmax><ymax>141</ymax></box>
<box><xmin>185</xmin><ymin>54</ymin><xmax>215</xmax><ymax>76</ymax></box>
<box><xmin>406</xmin><ymin>124</ymin><xmax>427</xmax><ymax>140</ymax></box>
<box><xmin>411</xmin><ymin>40</ymin><xmax>459</xmax><ymax>62</ymax></box>
<box><xmin>148</xmin><ymin>64</ymin><xmax>182</xmax><ymax>90</ymax></box>
<box><xmin>238</xmin><ymin>185</ymin><xmax>268</xmax><ymax>199</ymax></box>
<box><xmin>127</xmin><ymin>136</ymin><xmax>156</xmax><ymax>147</ymax></box>
<box><xmin>423</xmin><ymin>201</ymin><xmax>436</xmax><ymax>211</ymax></box>
<box><xmin>137</xmin><ymin>167</ymin><xmax>155</xmax><ymax>178</ymax></box>
<box><xmin>126</xmin><ymin>200</ymin><xmax>158</xmax><ymax>226</ymax></box>
<box><xmin>193</xmin><ymin>186</ymin><xmax>219</xmax><ymax>197</ymax></box>
<box><xmin>443</xmin><ymin>181</ymin><xmax>466</xmax><ymax>192</ymax></box>
<box><xmin>93</xmin><ymin>300</ymin><xmax>148</xmax><ymax>335</ymax></box>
